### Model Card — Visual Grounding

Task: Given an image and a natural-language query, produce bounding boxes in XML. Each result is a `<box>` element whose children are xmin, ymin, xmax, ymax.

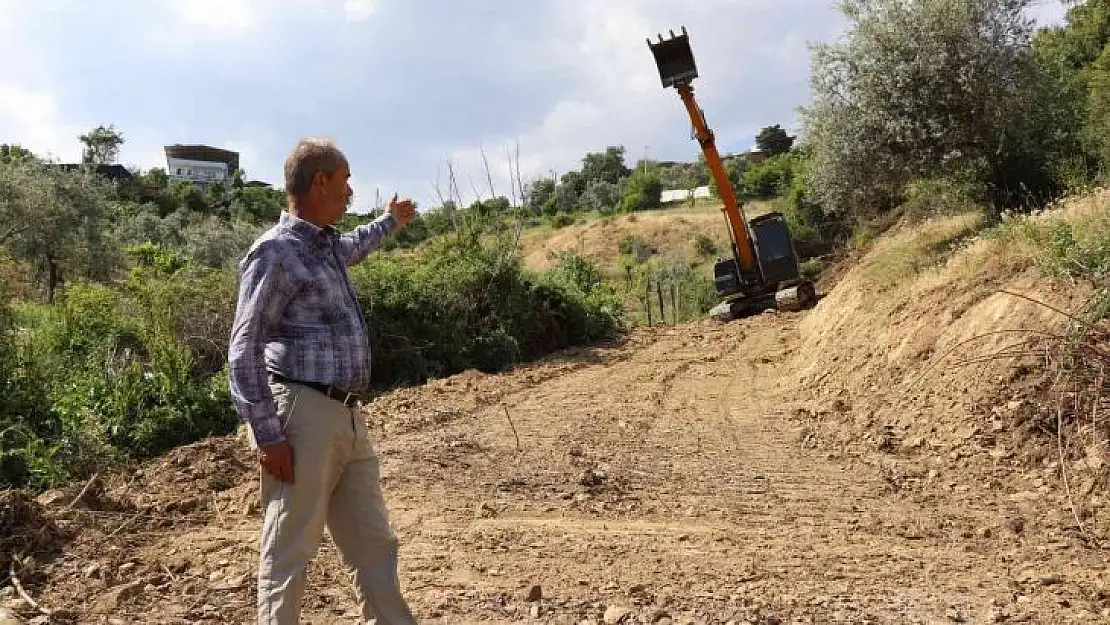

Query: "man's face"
<box><xmin>317</xmin><ymin>161</ymin><xmax>353</xmax><ymax>224</ymax></box>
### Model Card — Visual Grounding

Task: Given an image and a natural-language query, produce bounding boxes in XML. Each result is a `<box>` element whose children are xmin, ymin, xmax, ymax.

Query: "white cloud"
<box><xmin>221</xmin><ymin>139</ymin><xmax>262</xmax><ymax>177</ymax></box>
<box><xmin>344</xmin><ymin>0</ymin><xmax>377</xmax><ymax>23</ymax></box>
<box><xmin>166</xmin><ymin>0</ymin><xmax>259</xmax><ymax>31</ymax></box>
<box><xmin>0</xmin><ymin>83</ymin><xmax>83</xmax><ymax>162</ymax></box>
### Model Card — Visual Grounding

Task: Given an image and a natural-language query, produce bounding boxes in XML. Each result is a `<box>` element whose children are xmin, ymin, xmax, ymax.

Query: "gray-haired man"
<box><xmin>228</xmin><ymin>137</ymin><xmax>418</xmax><ymax>624</ymax></box>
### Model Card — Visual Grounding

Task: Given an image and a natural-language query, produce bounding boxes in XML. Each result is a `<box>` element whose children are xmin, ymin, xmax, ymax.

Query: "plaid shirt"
<box><xmin>227</xmin><ymin>210</ymin><xmax>397</xmax><ymax>446</ymax></box>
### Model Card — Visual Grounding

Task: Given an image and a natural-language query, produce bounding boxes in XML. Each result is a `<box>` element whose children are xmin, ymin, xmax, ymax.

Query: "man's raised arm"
<box><xmin>338</xmin><ymin>193</ymin><xmax>415</xmax><ymax>266</ymax></box>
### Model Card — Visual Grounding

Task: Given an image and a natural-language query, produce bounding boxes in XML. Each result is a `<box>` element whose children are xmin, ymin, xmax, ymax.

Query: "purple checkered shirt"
<box><xmin>227</xmin><ymin>210</ymin><xmax>397</xmax><ymax>446</ymax></box>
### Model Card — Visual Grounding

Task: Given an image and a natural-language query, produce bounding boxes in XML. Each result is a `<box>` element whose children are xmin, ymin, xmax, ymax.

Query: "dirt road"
<box><xmin>22</xmin><ymin>313</ymin><xmax>1110</xmax><ymax>623</ymax></box>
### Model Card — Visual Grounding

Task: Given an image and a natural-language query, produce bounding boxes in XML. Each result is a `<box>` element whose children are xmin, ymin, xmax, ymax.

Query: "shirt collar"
<box><xmin>279</xmin><ymin>211</ymin><xmax>338</xmax><ymax>246</ymax></box>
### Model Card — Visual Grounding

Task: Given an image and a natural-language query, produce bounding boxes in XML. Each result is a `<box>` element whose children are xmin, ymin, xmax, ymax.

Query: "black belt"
<box><xmin>270</xmin><ymin>373</ymin><xmax>362</xmax><ymax>407</ymax></box>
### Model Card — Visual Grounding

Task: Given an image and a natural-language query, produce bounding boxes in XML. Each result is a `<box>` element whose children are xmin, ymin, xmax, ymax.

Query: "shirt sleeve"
<box><xmin>227</xmin><ymin>243</ymin><xmax>294</xmax><ymax>446</ymax></box>
<box><xmin>336</xmin><ymin>212</ymin><xmax>398</xmax><ymax>266</ymax></box>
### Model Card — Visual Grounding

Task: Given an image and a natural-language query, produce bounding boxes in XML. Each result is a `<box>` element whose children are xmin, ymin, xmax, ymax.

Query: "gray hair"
<box><xmin>283</xmin><ymin>137</ymin><xmax>347</xmax><ymax>199</ymax></box>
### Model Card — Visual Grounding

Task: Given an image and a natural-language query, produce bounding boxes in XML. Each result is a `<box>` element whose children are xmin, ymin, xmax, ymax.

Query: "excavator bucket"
<box><xmin>647</xmin><ymin>27</ymin><xmax>697</xmax><ymax>88</ymax></box>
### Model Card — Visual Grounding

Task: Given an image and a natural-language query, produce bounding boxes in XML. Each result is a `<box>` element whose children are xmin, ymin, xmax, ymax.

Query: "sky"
<box><xmin>0</xmin><ymin>0</ymin><xmax>1071</xmax><ymax>213</ymax></box>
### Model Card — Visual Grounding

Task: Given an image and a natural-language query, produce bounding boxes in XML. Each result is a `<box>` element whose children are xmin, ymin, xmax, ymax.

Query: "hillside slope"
<box><xmin>4</xmin><ymin>193</ymin><xmax>1109</xmax><ymax>624</ymax></box>
<box><xmin>517</xmin><ymin>203</ymin><xmax>768</xmax><ymax>274</ymax></box>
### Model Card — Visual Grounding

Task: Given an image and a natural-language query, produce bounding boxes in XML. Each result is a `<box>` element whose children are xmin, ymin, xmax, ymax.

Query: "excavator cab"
<box><xmin>647</xmin><ymin>27</ymin><xmax>698</xmax><ymax>88</ymax></box>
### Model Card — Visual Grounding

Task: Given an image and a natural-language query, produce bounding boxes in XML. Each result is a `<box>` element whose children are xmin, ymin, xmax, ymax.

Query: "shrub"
<box><xmin>991</xmin><ymin>199</ymin><xmax>1110</xmax><ymax>283</ymax></box>
<box><xmin>350</xmin><ymin>237</ymin><xmax>623</xmax><ymax>385</ymax></box>
<box><xmin>549</xmin><ymin>213</ymin><xmax>575</xmax><ymax>229</ymax></box>
<box><xmin>618</xmin><ymin>234</ymin><xmax>653</xmax><ymax>263</ymax></box>
<box><xmin>693</xmin><ymin>233</ymin><xmax>718</xmax><ymax>258</ymax></box>
<box><xmin>632</xmin><ymin>258</ymin><xmax>718</xmax><ymax>325</ymax></box>
<box><xmin>744</xmin><ymin>154</ymin><xmax>797</xmax><ymax>199</ymax></box>
<box><xmin>799</xmin><ymin>258</ymin><xmax>826</xmax><ymax>282</ymax></box>
<box><xmin>619</xmin><ymin>169</ymin><xmax>663</xmax><ymax>212</ymax></box>
<box><xmin>1</xmin><ymin>262</ymin><xmax>241</xmax><ymax>491</ymax></box>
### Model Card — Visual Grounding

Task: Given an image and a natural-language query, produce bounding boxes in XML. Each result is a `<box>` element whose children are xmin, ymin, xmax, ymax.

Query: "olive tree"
<box><xmin>801</xmin><ymin>0</ymin><xmax>1041</xmax><ymax>217</ymax></box>
<box><xmin>0</xmin><ymin>161</ymin><xmax>121</xmax><ymax>302</ymax></box>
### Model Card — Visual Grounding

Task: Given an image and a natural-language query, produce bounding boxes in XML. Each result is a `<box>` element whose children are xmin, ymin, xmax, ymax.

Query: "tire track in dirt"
<box><xmin>351</xmin><ymin>316</ymin><xmax>1005</xmax><ymax>623</ymax></box>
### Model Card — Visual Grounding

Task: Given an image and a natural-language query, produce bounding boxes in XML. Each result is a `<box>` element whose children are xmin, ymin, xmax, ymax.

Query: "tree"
<box><xmin>558</xmin><ymin>170</ymin><xmax>586</xmax><ymax>209</ymax></box>
<box><xmin>0</xmin><ymin>161</ymin><xmax>121</xmax><ymax>302</ymax></box>
<box><xmin>755</xmin><ymin>125</ymin><xmax>795</xmax><ymax>157</ymax></box>
<box><xmin>743</xmin><ymin>154</ymin><xmax>798</xmax><ymax>199</ymax></box>
<box><xmin>0</xmin><ymin>145</ymin><xmax>37</xmax><ymax>164</ymax></box>
<box><xmin>579</xmin><ymin>180</ymin><xmax>622</xmax><ymax>214</ymax></box>
<box><xmin>79</xmin><ymin>124</ymin><xmax>125</xmax><ymax>165</ymax></box>
<box><xmin>230</xmin><ymin>185</ymin><xmax>285</xmax><ymax>223</ymax></box>
<box><xmin>619</xmin><ymin>168</ymin><xmax>663</xmax><ymax>212</ymax></box>
<box><xmin>801</xmin><ymin>0</ymin><xmax>1041</xmax><ymax>217</ymax></box>
<box><xmin>1031</xmin><ymin>0</ymin><xmax>1110</xmax><ymax>183</ymax></box>
<box><xmin>581</xmin><ymin>146</ymin><xmax>631</xmax><ymax>185</ymax></box>
<box><xmin>709</xmin><ymin>159</ymin><xmax>748</xmax><ymax>199</ymax></box>
<box><xmin>526</xmin><ymin>178</ymin><xmax>556</xmax><ymax>214</ymax></box>
<box><xmin>171</xmin><ymin>181</ymin><xmax>208</xmax><ymax>214</ymax></box>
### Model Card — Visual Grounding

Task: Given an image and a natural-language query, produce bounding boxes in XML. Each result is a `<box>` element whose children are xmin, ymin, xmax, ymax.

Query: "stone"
<box><xmin>0</xmin><ymin>607</ymin><xmax>23</xmax><ymax>625</ymax></box>
<box><xmin>526</xmin><ymin>585</ymin><xmax>543</xmax><ymax>602</ymax></box>
<box><xmin>91</xmin><ymin>581</ymin><xmax>143</xmax><ymax>614</ymax></box>
<box><xmin>603</xmin><ymin>605</ymin><xmax>631</xmax><ymax>624</ymax></box>
<box><xmin>34</xmin><ymin>489</ymin><xmax>68</xmax><ymax>507</ymax></box>
<box><xmin>530</xmin><ymin>604</ymin><xmax>541</xmax><ymax>618</ymax></box>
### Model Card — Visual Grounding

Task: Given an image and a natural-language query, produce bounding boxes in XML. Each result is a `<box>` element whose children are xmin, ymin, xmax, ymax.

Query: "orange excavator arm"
<box><xmin>674</xmin><ymin>84</ymin><xmax>757</xmax><ymax>275</ymax></box>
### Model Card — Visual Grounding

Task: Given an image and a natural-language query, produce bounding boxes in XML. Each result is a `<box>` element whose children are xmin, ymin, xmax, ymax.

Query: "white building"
<box><xmin>164</xmin><ymin>144</ymin><xmax>239</xmax><ymax>188</ymax></box>
<box><xmin>660</xmin><ymin>185</ymin><xmax>712</xmax><ymax>204</ymax></box>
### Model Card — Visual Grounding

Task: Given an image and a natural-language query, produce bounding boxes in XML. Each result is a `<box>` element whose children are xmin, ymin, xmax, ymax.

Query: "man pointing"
<box><xmin>227</xmin><ymin>137</ymin><xmax>418</xmax><ymax>624</ymax></box>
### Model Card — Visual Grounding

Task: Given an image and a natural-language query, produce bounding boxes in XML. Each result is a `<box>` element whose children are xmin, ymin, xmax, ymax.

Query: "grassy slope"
<box><xmin>516</xmin><ymin>200</ymin><xmax>775</xmax><ymax>277</ymax></box>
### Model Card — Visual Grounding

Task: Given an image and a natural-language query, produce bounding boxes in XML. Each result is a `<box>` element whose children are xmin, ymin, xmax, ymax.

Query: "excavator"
<box><xmin>647</xmin><ymin>27</ymin><xmax>817</xmax><ymax>322</ymax></box>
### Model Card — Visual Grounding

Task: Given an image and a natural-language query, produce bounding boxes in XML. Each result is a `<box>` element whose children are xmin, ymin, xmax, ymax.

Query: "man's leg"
<box><xmin>255</xmin><ymin>383</ymin><xmax>346</xmax><ymax>625</ymax></box>
<box><xmin>326</xmin><ymin>408</ymin><xmax>417</xmax><ymax>625</ymax></box>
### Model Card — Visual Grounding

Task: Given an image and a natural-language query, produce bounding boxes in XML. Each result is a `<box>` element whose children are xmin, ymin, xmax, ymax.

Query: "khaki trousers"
<box><xmin>248</xmin><ymin>380</ymin><xmax>417</xmax><ymax>625</ymax></box>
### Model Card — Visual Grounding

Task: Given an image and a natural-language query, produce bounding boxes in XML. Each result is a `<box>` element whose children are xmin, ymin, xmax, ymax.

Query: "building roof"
<box><xmin>164</xmin><ymin>144</ymin><xmax>240</xmax><ymax>173</ymax></box>
<box><xmin>51</xmin><ymin>163</ymin><xmax>135</xmax><ymax>181</ymax></box>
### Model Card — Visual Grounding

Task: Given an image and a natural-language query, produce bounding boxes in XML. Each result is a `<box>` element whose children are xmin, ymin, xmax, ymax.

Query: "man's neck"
<box><xmin>287</xmin><ymin>202</ymin><xmax>329</xmax><ymax>229</ymax></box>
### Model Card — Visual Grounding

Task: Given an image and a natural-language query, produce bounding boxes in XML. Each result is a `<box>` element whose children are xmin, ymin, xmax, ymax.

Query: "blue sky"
<box><xmin>0</xmin><ymin>0</ymin><xmax>1069</xmax><ymax>212</ymax></box>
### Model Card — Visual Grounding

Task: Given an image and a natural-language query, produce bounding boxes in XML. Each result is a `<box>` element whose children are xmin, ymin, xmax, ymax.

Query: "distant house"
<box><xmin>721</xmin><ymin>149</ymin><xmax>767</xmax><ymax>167</ymax></box>
<box><xmin>51</xmin><ymin>163</ymin><xmax>135</xmax><ymax>182</ymax></box>
<box><xmin>660</xmin><ymin>185</ymin><xmax>712</xmax><ymax>204</ymax></box>
<box><xmin>165</xmin><ymin>144</ymin><xmax>239</xmax><ymax>189</ymax></box>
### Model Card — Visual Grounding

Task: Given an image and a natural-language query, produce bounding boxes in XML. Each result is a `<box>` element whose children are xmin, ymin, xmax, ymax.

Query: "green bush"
<box><xmin>0</xmin><ymin>262</ymin><xmax>240</xmax><ymax>491</ymax></box>
<box><xmin>0</xmin><ymin>278</ymin><xmax>68</xmax><ymax>490</ymax></box>
<box><xmin>799</xmin><ymin>258</ymin><xmax>826</xmax><ymax>282</ymax></box>
<box><xmin>350</xmin><ymin>238</ymin><xmax>623</xmax><ymax>384</ymax></box>
<box><xmin>619</xmin><ymin>169</ymin><xmax>663</xmax><ymax>212</ymax></box>
<box><xmin>632</xmin><ymin>258</ymin><xmax>718</xmax><ymax>325</ymax></box>
<box><xmin>744</xmin><ymin>154</ymin><xmax>797</xmax><ymax>199</ymax></box>
<box><xmin>618</xmin><ymin>234</ymin><xmax>653</xmax><ymax>263</ymax></box>
<box><xmin>781</xmin><ymin>173</ymin><xmax>835</xmax><ymax>259</ymax></box>
<box><xmin>549</xmin><ymin>213</ymin><xmax>575</xmax><ymax>229</ymax></box>
<box><xmin>693</xmin><ymin>233</ymin><xmax>718</xmax><ymax>258</ymax></box>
